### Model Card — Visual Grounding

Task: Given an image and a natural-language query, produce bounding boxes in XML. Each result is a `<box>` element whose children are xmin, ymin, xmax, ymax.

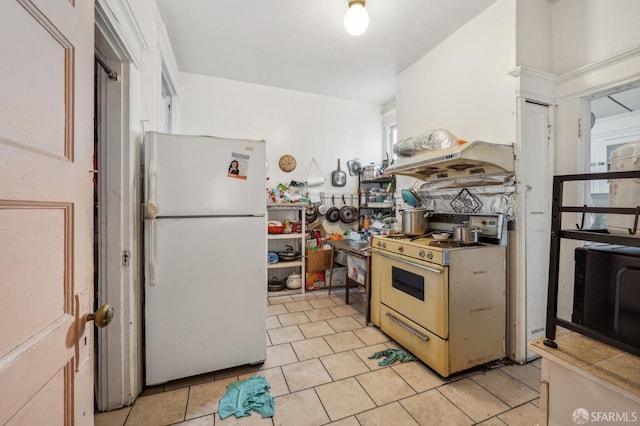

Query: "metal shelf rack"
<box><xmin>544</xmin><ymin>170</ymin><xmax>640</xmax><ymax>356</ymax></box>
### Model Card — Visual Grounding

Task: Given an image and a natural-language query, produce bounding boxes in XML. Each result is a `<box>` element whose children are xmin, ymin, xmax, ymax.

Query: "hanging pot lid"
<box><xmin>401</xmin><ymin>189</ymin><xmax>422</xmax><ymax>207</ymax></box>
<box><xmin>317</xmin><ymin>193</ymin><xmax>328</xmax><ymax>215</ymax></box>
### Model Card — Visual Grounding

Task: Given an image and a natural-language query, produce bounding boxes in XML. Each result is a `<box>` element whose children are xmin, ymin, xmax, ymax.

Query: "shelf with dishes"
<box><xmin>267</xmin><ymin>260</ymin><xmax>303</xmax><ymax>269</ymax></box>
<box><xmin>358</xmin><ymin>174</ymin><xmax>396</xmax><ymax>230</ymax></box>
<box><xmin>268</xmin><ymin>232</ymin><xmax>304</xmax><ymax>240</ymax></box>
<box><xmin>267</xmin><ymin>204</ymin><xmax>306</xmax><ymax>294</ymax></box>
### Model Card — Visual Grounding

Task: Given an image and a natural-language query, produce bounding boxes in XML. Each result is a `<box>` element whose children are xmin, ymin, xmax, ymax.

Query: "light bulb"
<box><xmin>344</xmin><ymin>2</ymin><xmax>369</xmax><ymax>36</ymax></box>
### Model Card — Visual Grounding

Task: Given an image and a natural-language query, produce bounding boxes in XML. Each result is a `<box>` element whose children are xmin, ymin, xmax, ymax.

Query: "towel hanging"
<box><xmin>306</xmin><ymin>158</ymin><xmax>326</xmax><ymax>203</ymax></box>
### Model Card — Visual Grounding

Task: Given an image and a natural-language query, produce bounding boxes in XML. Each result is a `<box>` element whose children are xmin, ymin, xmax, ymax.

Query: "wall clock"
<box><xmin>278</xmin><ymin>154</ymin><xmax>297</xmax><ymax>172</ymax></box>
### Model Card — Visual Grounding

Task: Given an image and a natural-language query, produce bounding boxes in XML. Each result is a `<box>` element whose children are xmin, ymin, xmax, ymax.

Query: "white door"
<box><xmin>0</xmin><ymin>0</ymin><xmax>96</xmax><ymax>424</ymax></box>
<box><xmin>522</xmin><ymin>101</ymin><xmax>552</xmax><ymax>361</ymax></box>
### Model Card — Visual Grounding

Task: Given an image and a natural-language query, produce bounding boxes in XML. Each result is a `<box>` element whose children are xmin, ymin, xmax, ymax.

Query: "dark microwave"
<box><xmin>572</xmin><ymin>245</ymin><xmax>640</xmax><ymax>349</ymax></box>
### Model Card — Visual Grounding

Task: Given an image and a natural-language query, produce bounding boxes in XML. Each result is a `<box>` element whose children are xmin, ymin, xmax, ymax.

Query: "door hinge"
<box><xmin>577</xmin><ymin>118</ymin><xmax>582</xmax><ymax>139</ymax></box>
<box><xmin>122</xmin><ymin>250</ymin><xmax>131</xmax><ymax>267</ymax></box>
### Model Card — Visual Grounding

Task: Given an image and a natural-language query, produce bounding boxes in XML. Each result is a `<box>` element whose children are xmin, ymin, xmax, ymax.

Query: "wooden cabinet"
<box><xmin>530</xmin><ymin>334</ymin><xmax>640</xmax><ymax>426</ymax></box>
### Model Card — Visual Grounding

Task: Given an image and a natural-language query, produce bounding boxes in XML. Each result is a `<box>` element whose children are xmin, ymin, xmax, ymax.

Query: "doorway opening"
<box><xmin>93</xmin><ymin>27</ymin><xmax>144</xmax><ymax>410</ymax></box>
<box><xmin>587</xmin><ymin>84</ymin><xmax>640</xmax><ymax>230</ymax></box>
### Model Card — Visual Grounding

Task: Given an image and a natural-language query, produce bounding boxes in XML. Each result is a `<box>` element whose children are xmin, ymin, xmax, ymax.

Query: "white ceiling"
<box><xmin>591</xmin><ymin>86</ymin><xmax>640</xmax><ymax>121</ymax></box>
<box><xmin>155</xmin><ymin>0</ymin><xmax>498</xmax><ymax>105</ymax></box>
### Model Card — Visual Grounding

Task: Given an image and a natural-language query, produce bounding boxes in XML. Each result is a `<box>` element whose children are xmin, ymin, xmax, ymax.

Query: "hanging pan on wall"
<box><xmin>331</xmin><ymin>159</ymin><xmax>347</xmax><ymax>187</ymax></box>
<box><xmin>325</xmin><ymin>195</ymin><xmax>340</xmax><ymax>222</ymax></box>
<box><xmin>306</xmin><ymin>203</ymin><xmax>318</xmax><ymax>223</ymax></box>
<box><xmin>339</xmin><ymin>194</ymin><xmax>356</xmax><ymax>223</ymax></box>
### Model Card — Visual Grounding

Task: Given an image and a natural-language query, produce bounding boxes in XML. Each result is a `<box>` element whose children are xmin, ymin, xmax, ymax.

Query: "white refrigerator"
<box><xmin>143</xmin><ymin>131</ymin><xmax>267</xmax><ymax>386</ymax></box>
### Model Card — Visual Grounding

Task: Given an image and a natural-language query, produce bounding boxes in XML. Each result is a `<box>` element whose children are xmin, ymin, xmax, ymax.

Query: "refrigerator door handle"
<box><xmin>145</xmin><ymin>139</ymin><xmax>158</xmax><ymax>217</ymax></box>
<box><xmin>148</xmin><ymin>166</ymin><xmax>156</xmax><ymax>206</ymax></box>
<box><xmin>148</xmin><ymin>218</ymin><xmax>157</xmax><ymax>285</ymax></box>
<box><xmin>143</xmin><ymin>158</ymin><xmax>159</xmax><ymax>219</ymax></box>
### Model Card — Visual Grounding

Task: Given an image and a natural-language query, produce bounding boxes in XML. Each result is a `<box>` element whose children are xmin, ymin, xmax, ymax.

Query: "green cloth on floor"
<box><xmin>368</xmin><ymin>348</ymin><xmax>418</xmax><ymax>366</ymax></box>
<box><xmin>218</xmin><ymin>375</ymin><xmax>275</xmax><ymax>419</ymax></box>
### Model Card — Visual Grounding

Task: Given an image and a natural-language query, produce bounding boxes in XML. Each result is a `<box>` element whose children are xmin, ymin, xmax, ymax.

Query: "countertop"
<box><xmin>529</xmin><ymin>332</ymin><xmax>640</xmax><ymax>399</ymax></box>
<box><xmin>326</xmin><ymin>239</ymin><xmax>371</xmax><ymax>257</ymax></box>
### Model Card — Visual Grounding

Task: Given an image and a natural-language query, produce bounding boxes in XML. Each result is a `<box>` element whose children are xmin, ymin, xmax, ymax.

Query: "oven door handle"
<box><xmin>385</xmin><ymin>313</ymin><xmax>430</xmax><ymax>341</ymax></box>
<box><xmin>374</xmin><ymin>251</ymin><xmax>442</xmax><ymax>274</ymax></box>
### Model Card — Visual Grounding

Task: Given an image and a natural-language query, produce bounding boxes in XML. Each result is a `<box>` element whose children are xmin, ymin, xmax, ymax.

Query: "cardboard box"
<box><xmin>325</xmin><ymin>267</ymin><xmax>347</xmax><ymax>287</ymax></box>
<box><xmin>334</xmin><ymin>250</ymin><xmax>348</xmax><ymax>266</ymax></box>
<box><xmin>347</xmin><ymin>255</ymin><xmax>367</xmax><ymax>285</ymax></box>
<box><xmin>306</xmin><ymin>271</ymin><xmax>326</xmax><ymax>290</ymax></box>
<box><xmin>306</xmin><ymin>248</ymin><xmax>332</xmax><ymax>272</ymax></box>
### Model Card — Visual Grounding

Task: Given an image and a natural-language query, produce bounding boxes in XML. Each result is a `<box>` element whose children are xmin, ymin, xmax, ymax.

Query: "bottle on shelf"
<box><xmin>362</xmin><ymin>215</ymin><xmax>370</xmax><ymax>230</ymax></box>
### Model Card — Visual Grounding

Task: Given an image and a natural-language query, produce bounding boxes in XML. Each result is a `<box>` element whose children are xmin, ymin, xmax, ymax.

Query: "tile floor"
<box><xmin>95</xmin><ymin>289</ymin><xmax>543</xmax><ymax>426</ymax></box>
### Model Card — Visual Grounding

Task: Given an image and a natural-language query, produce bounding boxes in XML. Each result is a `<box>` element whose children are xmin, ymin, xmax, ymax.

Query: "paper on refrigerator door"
<box><xmin>227</xmin><ymin>152</ymin><xmax>249</xmax><ymax>180</ymax></box>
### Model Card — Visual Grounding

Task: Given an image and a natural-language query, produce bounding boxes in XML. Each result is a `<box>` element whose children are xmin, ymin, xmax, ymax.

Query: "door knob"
<box><xmin>87</xmin><ymin>304</ymin><xmax>114</xmax><ymax>328</ymax></box>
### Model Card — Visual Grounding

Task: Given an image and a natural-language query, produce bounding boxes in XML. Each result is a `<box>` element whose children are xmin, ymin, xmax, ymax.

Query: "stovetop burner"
<box><xmin>428</xmin><ymin>240</ymin><xmax>481</xmax><ymax>248</ymax></box>
<box><xmin>384</xmin><ymin>233</ymin><xmax>428</xmax><ymax>240</ymax></box>
<box><xmin>384</xmin><ymin>234</ymin><xmax>413</xmax><ymax>239</ymax></box>
<box><xmin>372</xmin><ymin>213</ymin><xmax>506</xmax><ymax>266</ymax></box>
<box><xmin>382</xmin><ymin>235</ymin><xmax>485</xmax><ymax>247</ymax></box>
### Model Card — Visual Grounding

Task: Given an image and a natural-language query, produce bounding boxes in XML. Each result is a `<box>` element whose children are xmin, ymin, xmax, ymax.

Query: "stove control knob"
<box><xmin>376</xmin><ymin>241</ymin><xmax>382</xmax><ymax>247</ymax></box>
<box><xmin>382</xmin><ymin>242</ymin><xmax>386</xmax><ymax>248</ymax></box>
<box><xmin>426</xmin><ymin>252</ymin><xmax>433</xmax><ymax>260</ymax></box>
<box><xmin>419</xmin><ymin>250</ymin><xmax>425</xmax><ymax>258</ymax></box>
<box><xmin>398</xmin><ymin>246</ymin><xmax>404</xmax><ymax>253</ymax></box>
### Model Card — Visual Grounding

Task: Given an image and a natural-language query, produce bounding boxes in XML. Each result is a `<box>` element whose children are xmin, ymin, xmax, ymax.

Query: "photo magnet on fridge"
<box><xmin>228</xmin><ymin>152</ymin><xmax>249</xmax><ymax>180</ymax></box>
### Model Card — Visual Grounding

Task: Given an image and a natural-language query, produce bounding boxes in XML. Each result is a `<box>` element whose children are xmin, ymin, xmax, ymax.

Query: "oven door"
<box><xmin>373</xmin><ymin>250</ymin><xmax>448</xmax><ymax>339</ymax></box>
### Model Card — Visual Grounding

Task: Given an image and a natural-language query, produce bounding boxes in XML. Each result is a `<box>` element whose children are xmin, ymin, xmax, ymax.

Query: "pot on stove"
<box><xmin>400</xmin><ymin>208</ymin><xmax>433</xmax><ymax>236</ymax></box>
<box><xmin>452</xmin><ymin>221</ymin><xmax>480</xmax><ymax>243</ymax></box>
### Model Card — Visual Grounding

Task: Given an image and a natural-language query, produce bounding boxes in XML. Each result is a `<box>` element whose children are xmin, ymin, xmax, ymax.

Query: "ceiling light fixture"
<box><xmin>344</xmin><ymin>0</ymin><xmax>369</xmax><ymax>36</ymax></box>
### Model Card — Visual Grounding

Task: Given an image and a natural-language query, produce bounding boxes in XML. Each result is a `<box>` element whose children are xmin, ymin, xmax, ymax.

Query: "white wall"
<box><xmin>552</xmin><ymin>0</ymin><xmax>640</xmax><ymax>75</ymax></box>
<box><xmin>552</xmin><ymin>0</ymin><xmax>640</xmax><ymax>183</ymax></box>
<box><xmin>516</xmin><ymin>0</ymin><xmax>553</xmax><ymax>73</ymax></box>
<box><xmin>550</xmin><ymin>1</ymin><xmax>640</xmax><ymax>325</ymax></box>
<box><xmin>127</xmin><ymin>0</ymin><xmax>179</xmax><ymax>130</ymax></box>
<box><xmin>394</xmin><ymin>0</ymin><xmax>518</xmax><ymax>195</ymax></box>
<box><xmin>176</xmin><ymin>72</ymin><xmax>383</xmax><ymax>195</ymax></box>
<box><xmin>552</xmin><ymin>0</ymin><xmax>640</xmax><ymax>174</ymax></box>
<box><xmin>395</xmin><ymin>0</ymin><xmax>517</xmax><ymax>144</ymax></box>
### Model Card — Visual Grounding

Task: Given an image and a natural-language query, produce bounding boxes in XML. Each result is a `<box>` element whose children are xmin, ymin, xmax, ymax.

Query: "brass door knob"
<box><xmin>87</xmin><ymin>304</ymin><xmax>114</xmax><ymax>328</ymax></box>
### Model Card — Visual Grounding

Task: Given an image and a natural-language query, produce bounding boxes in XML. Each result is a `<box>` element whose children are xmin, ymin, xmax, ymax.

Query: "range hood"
<box><xmin>384</xmin><ymin>141</ymin><xmax>514</xmax><ymax>180</ymax></box>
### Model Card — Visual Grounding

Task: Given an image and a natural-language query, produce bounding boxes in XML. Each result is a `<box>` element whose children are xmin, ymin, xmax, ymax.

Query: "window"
<box><xmin>383</xmin><ymin>105</ymin><xmax>397</xmax><ymax>166</ymax></box>
<box><xmin>160</xmin><ymin>59</ymin><xmax>176</xmax><ymax>132</ymax></box>
<box><xmin>386</xmin><ymin>123</ymin><xmax>397</xmax><ymax>163</ymax></box>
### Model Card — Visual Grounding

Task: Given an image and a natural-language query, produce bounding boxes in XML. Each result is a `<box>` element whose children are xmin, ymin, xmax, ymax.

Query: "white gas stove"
<box><xmin>370</xmin><ymin>213</ymin><xmax>507</xmax><ymax>377</ymax></box>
